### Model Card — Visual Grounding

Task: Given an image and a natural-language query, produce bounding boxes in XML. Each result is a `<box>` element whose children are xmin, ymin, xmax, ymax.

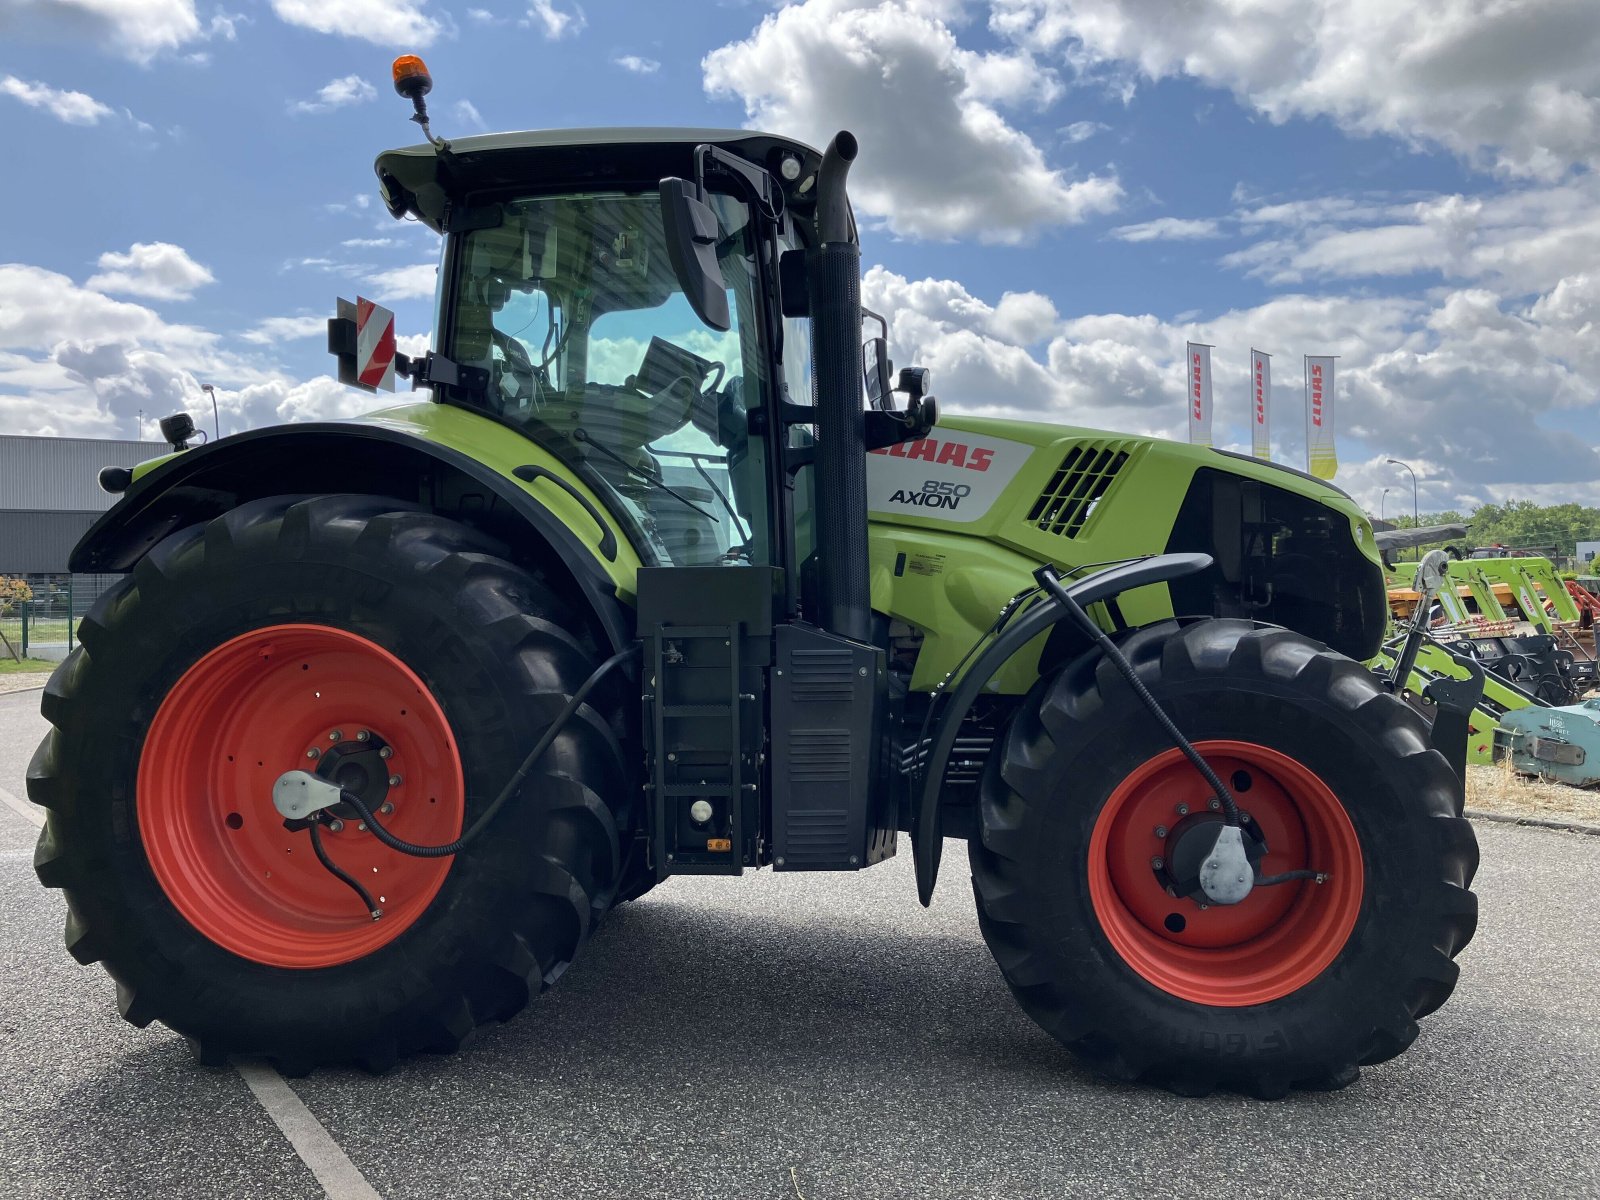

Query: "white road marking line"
<box><xmin>6</xmin><ymin>731</ymin><xmax>378</xmax><ymax>1200</ymax></box>
<box><xmin>234</xmin><ymin>1059</ymin><xmax>384</xmax><ymax>1200</ymax></box>
<box><xmin>0</xmin><ymin>782</ymin><xmax>44</xmax><ymax>829</ymax></box>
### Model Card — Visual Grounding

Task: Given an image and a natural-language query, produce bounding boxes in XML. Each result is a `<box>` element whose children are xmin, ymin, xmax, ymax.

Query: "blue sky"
<box><xmin>3</xmin><ymin>0</ymin><xmax>1599</xmax><ymax>514</ymax></box>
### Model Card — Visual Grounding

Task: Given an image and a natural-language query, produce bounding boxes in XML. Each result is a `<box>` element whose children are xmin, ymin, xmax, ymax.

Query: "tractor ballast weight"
<box><xmin>32</xmin><ymin>90</ymin><xmax>1479</xmax><ymax>1099</ymax></box>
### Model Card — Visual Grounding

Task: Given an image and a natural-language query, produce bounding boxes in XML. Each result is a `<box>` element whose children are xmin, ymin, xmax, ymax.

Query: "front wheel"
<box><xmin>970</xmin><ymin>619</ymin><xmax>1478</xmax><ymax>1098</ymax></box>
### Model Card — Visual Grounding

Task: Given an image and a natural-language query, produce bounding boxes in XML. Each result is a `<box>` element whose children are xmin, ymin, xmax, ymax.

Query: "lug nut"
<box><xmin>357</xmin><ymin>822</ymin><xmax>367</xmax><ymax>832</ymax></box>
<box><xmin>388</xmin><ymin>775</ymin><xmax>402</xmax><ymax>787</ymax></box>
<box><xmin>327</xmin><ymin>819</ymin><xmax>344</xmax><ymax>833</ymax></box>
<box><xmin>1208</xmin><ymin>798</ymin><xmax>1221</xmax><ymax>811</ymax></box>
<box><xmin>328</xmin><ymin>730</ymin><xmax>343</xmax><ymax>742</ymax></box>
<box><xmin>378</xmin><ymin>747</ymin><xmax>393</xmax><ymax>760</ymax></box>
<box><xmin>356</xmin><ymin>729</ymin><xmax>371</xmax><ymax>742</ymax></box>
<box><xmin>379</xmin><ymin>801</ymin><xmax>394</xmax><ymax>815</ymax></box>
<box><xmin>305</xmin><ymin>748</ymin><xmax>320</xmax><ymax>760</ymax></box>
<box><xmin>1150</xmin><ymin>856</ymin><xmax>1165</xmax><ymax>870</ymax></box>
<box><xmin>1175</xmin><ymin>803</ymin><xmax>1190</xmax><ymax>816</ymax></box>
<box><xmin>1154</xmin><ymin>825</ymin><xmax>1168</xmax><ymax>838</ymax></box>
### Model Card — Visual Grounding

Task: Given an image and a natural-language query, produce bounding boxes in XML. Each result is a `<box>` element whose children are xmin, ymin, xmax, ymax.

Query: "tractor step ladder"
<box><xmin>648</xmin><ymin>621</ymin><xmax>753</xmax><ymax>877</ymax></box>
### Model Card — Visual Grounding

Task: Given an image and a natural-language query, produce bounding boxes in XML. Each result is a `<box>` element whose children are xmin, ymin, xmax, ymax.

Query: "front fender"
<box><xmin>73</xmin><ymin>406</ymin><xmax>643</xmax><ymax>651</ymax></box>
<box><xmin>911</xmin><ymin>552</ymin><xmax>1214</xmax><ymax>905</ymax></box>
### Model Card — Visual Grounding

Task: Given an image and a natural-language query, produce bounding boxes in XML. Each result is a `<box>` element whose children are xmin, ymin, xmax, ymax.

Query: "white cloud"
<box><xmin>453</xmin><ymin>99</ymin><xmax>487</xmax><ymax>130</ymax></box>
<box><xmin>703</xmin><ymin>0</ymin><xmax>1122</xmax><ymax>243</ymax></box>
<box><xmin>524</xmin><ymin>0</ymin><xmax>583</xmax><ymax>39</ymax></box>
<box><xmin>366</xmin><ymin>263</ymin><xmax>438</xmax><ymax>300</ymax></box>
<box><xmin>1110</xmin><ymin>217</ymin><xmax>1223</xmax><ymax>243</ymax></box>
<box><xmin>87</xmin><ymin>242</ymin><xmax>215</xmax><ymax>301</ymax></box>
<box><xmin>0</xmin><ymin>0</ymin><xmax>204</xmax><ymax>62</ymax></box>
<box><xmin>614</xmin><ymin>54</ymin><xmax>660</xmax><ymax>75</ymax></box>
<box><xmin>862</xmin><ymin>263</ymin><xmax>1600</xmax><ymax>508</ymax></box>
<box><xmin>270</xmin><ymin>0</ymin><xmax>440</xmax><ymax>47</ymax></box>
<box><xmin>991</xmin><ymin>0</ymin><xmax>1600</xmax><ymax>179</ymax></box>
<box><xmin>0</xmin><ymin>262</ymin><xmax>290</xmax><ymax>439</ymax></box>
<box><xmin>1061</xmin><ymin>119</ymin><xmax>1105</xmax><ymax>143</ymax></box>
<box><xmin>289</xmin><ymin>75</ymin><xmax>377</xmax><ymax>116</ymax></box>
<box><xmin>240</xmin><ymin>315</ymin><xmax>328</xmax><ymax>345</ymax></box>
<box><xmin>0</xmin><ymin>75</ymin><xmax>114</xmax><ymax>125</ymax></box>
<box><xmin>342</xmin><ymin>237</ymin><xmax>398</xmax><ymax>248</ymax></box>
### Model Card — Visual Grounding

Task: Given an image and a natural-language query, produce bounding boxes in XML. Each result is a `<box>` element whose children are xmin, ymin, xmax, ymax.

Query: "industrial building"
<box><xmin>0</xmin><ymin>434</ymin><xmax>158</xmax><ymax>579</ymax></box>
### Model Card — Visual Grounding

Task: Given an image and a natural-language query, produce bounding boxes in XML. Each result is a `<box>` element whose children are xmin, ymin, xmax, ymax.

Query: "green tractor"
<box><xmin>29</xmin><ymin>59</ymin><xmax>1477</xmax><ymax>1097</ymax></box>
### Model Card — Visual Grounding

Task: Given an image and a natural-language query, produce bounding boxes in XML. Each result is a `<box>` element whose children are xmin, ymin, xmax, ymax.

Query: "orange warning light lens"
<box><xmin>392</xmin><ymin>55</ymin><xmax>432</xmax><ymax>99</ymax></box>
<box><xmin>706</xmin><ymin>838</ymin><xmax>732</xmax><ymax>853</ymax></box>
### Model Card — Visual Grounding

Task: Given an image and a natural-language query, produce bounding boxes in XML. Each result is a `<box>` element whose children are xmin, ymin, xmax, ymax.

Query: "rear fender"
<box><xmin>72</xmin><ymin>419</ymin><xmax>642</xmax><ymax>652</ymax></box>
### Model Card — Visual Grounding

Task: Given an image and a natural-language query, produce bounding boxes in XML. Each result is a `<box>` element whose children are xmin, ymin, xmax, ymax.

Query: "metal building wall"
<box><xmin>0</xmin><ymin>435</ymin><xmax>163</xmax><ymax>575</ymax></box>
<box><xmin>0</xmin><ymin>511</ymin><xmax>99</xmax><ymax>574</ymax></box>
<box><xmin>0</xmin><ymin>435</ymin><xmax>160</xmax><ymax>511</ymax></box>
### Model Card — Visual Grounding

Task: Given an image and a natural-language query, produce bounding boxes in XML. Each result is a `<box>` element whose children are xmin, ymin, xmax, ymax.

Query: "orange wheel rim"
<box><xmin>1087</xmin><ymin>740</ymin><xmax>1364</xmax><ymax>1006</ymax></box>
<box><xmin>138</xmin><ymin>624</ymin><xmax>465</xmax><ymax>969</ymax></box>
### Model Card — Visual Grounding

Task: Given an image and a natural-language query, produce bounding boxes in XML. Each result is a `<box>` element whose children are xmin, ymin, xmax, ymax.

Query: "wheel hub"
<box><xmin>138</xmin><ymin>623</ymin><xmax>465</xmax><ymax>968</ymax></box>
<box><xmin>1087</xmin><ymin>740</ymin><xmax>1365</xmax><ymax>1006</ymax></box>
<box><xmin>311</xmin><ymin>732</ymin><xmax>396</xmax><ymax>822</ymax></box>
<box><xmin>1157</xmin><ymin>811</ymin><xmax>1266</xmax><ymax>905</ymax></box>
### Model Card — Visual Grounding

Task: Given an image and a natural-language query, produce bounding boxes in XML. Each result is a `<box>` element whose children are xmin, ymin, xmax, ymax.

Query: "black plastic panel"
<box><xmin>770</xmin><ymin>623</ymin><xmax>891</xmax><ymax>871</ymax></box>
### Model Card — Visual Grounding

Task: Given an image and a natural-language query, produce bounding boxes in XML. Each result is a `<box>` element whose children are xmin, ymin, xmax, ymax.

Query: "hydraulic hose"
<box><xmin>1034</xmin><ymin>565</ymin><xmax>1242</xmax><ymax>825</ymax></box>
<box><xmin>327</xmin><ymin>645</ymin><xmax>639</xmax><ymax>859</ymax></box>
<box><xmin>309</xmin><ymin>822</ymin><xmax>381</xmax><ymax>918</ymax></box>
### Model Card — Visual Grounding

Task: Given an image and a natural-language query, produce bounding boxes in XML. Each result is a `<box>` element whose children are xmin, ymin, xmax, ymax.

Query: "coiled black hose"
<box><xmin>327</xmin><ymin>645</ymin><xmax>639</xmax><ymax>860</ymax></box>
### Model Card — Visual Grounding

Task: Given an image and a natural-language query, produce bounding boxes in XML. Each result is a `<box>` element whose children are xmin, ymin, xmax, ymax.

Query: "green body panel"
<box><xmin>864</xmin><ymin>414</ymin><xmax>1378</xmax><ymax>692</ymax></box>
<box><xmin>126</xmin><ymin>404</ymin><xmax>1374</xmax><ymax>698</ymax></box>
<box><xmin>131</xmin><ymin>403</ymin><xmax>643</xmax><ymax>602</ymax></box>
<box><xmin>355</xmin><ymin>402</ymin><xmax>645</xmax><ymax>602</ymax></box>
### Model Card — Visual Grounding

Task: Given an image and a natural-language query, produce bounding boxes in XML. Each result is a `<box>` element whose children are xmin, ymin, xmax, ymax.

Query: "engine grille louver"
<box><xmin>1026</xmin><ymin>442</ymin><xmax>1137</xmax><ymax>537</ymax></box>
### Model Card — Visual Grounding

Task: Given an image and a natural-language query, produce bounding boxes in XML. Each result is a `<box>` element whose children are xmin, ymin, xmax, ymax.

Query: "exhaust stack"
<box><xmin>805</xmin><ymin>131</ymin><xmax>870</xmax><ymax>644</ymax></box>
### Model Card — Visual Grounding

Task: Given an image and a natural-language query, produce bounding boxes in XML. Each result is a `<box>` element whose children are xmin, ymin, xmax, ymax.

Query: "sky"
<box><xmin>2</xmin><ymin>0</ymin><xmax>1599</xmax><ymax>517</ymax></box>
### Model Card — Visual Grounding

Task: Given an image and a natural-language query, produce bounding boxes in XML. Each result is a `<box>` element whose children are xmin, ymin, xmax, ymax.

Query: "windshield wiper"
<box><xmin>572</xmin><ymin>428</ymin><xmax>718</xmax><ymax>522</ymax></box>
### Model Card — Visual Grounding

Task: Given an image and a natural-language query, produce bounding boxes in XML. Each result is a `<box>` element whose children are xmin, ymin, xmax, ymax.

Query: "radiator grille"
<box><xmin>1026</xmin><ymin>442</ymin><xmax>1137</xmax><ymax>538</ymax></box>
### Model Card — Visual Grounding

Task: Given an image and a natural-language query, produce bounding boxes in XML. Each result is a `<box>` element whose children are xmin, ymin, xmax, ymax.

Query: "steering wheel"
<box><xmin>490</xmin><ymin>328</ymin><xmax>539</xmax><ymax>410</ymax></box>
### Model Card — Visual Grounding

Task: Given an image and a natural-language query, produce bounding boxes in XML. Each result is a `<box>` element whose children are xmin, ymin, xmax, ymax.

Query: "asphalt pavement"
<box><xmin>1</xmin><ymin>683</ymin><xmax>1598</xmax><ymax>1199</ymax></box>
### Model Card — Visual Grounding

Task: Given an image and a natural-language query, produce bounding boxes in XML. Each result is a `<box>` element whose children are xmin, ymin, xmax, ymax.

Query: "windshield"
<box><xmin>447</xmin><ymin>190</ymin><xmax>769</xmax><ymax>566</ymax></box>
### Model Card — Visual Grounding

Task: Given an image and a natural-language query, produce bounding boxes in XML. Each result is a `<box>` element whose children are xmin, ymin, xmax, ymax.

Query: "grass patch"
<box><xmin>1466</xmin><ymin>758</ymin><xmax>1600</xmax><ymax>827</ymax></box>
<box><xmin>0</xmin><ymin>657</ymin><xmax>55</xmax><ymax>674</ymax></box>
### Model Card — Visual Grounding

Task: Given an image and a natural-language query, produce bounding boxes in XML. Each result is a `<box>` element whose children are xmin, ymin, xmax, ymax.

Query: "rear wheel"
<box><xmin>29</xmin><ymin>495</ymin><xmax>635</xmax><ymax>1072</ymax></box>
<box><xmin>970</xmin><ymin>619</ymin><xmax>1478</xmax><ymax>1098</ymax></box>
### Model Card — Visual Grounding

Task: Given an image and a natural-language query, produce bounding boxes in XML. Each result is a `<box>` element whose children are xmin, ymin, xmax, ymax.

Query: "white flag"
<box><xmin>1304</xmin><ymin>355</ymin><xmax>1338</xmax><ymax>479</ymax></box>
<box><xmin>1186</xmin><ymin>342</ymin><xmax>1213</xmax><ymax>447</ymax></box>
<box><xmin>1250</xmin><ymin>349</ymin><xmax>1271</xmax><ymax>460</ymax></box>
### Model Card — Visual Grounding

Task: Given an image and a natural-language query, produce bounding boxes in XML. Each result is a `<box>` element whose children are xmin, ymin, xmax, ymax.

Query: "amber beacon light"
<box><xmin>392</xmin><ymin>55</ymin><xmax>432</xmax><ymax>100</ymax></box>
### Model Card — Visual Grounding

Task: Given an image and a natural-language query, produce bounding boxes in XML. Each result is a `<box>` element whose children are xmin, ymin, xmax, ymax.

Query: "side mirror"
<box><xmin>863</xmin><ymin>336</ymin><xmax>893</xmax><ymax>411</ymax></box>
<box><xmin>659</xmin><ymin>178</ymin><xmax>730</xmax><ymax>332</ymax></box>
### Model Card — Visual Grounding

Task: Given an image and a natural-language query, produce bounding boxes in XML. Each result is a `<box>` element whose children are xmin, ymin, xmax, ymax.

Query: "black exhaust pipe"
<box><xmin>806</xmin><ymin>131</ymin><xmax>870</xmax><ymax>644</ymax></box>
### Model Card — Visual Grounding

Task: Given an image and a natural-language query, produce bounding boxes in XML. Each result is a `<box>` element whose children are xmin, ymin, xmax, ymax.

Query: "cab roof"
<box><xmin>374</xmin><ymin>127</ymin><xmax>824</xmax><ymax>232</ymax></box>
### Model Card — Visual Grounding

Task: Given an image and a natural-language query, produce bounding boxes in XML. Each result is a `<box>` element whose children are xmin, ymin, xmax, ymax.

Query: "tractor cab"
<box><xmin>376</xmin><ymin>129</ymin><xmax>829</xmax><ymax>571</ymax></box>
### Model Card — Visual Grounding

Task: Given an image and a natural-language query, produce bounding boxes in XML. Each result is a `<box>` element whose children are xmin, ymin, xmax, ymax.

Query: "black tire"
<box><xmin>29</xmin><ymin>495</ymin><xmax>637</xmax><ymax>1073</ymax></box>
<box><xmin>970</xmin><ymin>618</ymin><xmax>1478</xmax><ymax>1098</ymax></box>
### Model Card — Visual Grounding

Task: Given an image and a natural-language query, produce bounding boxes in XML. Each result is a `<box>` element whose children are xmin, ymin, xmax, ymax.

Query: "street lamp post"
<box><xmin>1379</xmin><ymin>487</ymin><xmax>1391</xmax><ymax>525</ymax></box>
<box><xmin>201</xmin><ymin>384</ymin><xmax>220</xmax><ymax>440</ymax></box>
<box><xmin>1387</xmin><ymin>459</ymin><xmax>1419</xmax><ymax>559</ymax></box>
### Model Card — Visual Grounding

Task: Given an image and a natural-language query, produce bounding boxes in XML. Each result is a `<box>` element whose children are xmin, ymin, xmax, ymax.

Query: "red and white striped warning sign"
<box><xmin>356</xmin><ymin>296</ymin><xmax>397</xmax><ymax>392</ymax></box>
